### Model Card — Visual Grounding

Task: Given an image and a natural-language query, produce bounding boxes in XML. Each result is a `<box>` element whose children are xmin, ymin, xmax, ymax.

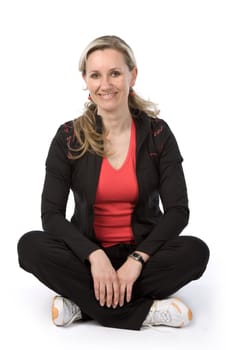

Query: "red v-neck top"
<box><xmin>93</xmin><ymin>120</ymin><xmax>138</xmax><ymax>247</ymax></box>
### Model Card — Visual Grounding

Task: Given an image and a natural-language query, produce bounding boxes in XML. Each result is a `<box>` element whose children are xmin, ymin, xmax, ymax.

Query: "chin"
<box><xmin>98</xmin><ymin>103</ymin><xmax>118</xmax><ymax>114</ymax></box>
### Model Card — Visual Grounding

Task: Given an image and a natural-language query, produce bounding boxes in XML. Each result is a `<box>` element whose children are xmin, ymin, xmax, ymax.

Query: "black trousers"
<box><xmin>17</xmin><ymin>231</ymin><xmax>209</xmax><ymax>330</ymax></box>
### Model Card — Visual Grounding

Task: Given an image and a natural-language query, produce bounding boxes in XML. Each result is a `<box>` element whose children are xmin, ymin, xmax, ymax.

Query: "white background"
<box><xmin>0</xmin><ymin>0</ymin><xmax>225</xmax><ymax>349</ymax></box>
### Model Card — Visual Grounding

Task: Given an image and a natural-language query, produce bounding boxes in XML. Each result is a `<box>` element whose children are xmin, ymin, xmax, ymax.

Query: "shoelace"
<box><xmin>150</xmin><ymin>310</ymin><xmax>172</xmax><ymax>324</ymax></box>
<box><xmin>64</xmin><ymin>299</ymin><xmax>81</xmax><ymax>323</ymax></box>
<box><xmin>143</xmin><ymin>307</ymin><xmax>172</xmax><ymax>328</ymax></box>
<box><xmin>143</xmin><ymin>307</ymin><xmax>173</xmax><ymax>332</ymax></box>
<box><xmin>72</xmin><ymin>305</ymin><xmax>82</xmax><ymax>321</ymax></box>
<box><xmin>63</xmin><ymin>298</ymin><xmax>73</xmax><ymax>312</ymax></box>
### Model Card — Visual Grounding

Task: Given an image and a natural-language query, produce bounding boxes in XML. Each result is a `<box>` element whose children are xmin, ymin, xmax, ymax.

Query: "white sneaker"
<box><xmin>143</xmin><ymin>298</ymin><xmax>192</xmax><ymax>328</ymax></box>
<box><xmin>52</xmin><ymin>296</ymin><xmax>82</xmax><ymax>326</ymax></box>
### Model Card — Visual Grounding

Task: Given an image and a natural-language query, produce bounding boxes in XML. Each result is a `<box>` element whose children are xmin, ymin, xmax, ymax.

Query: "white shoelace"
<box><xmin>142</xmin><ymin>305</ymin><xmax>173</xmax><ymax>332</ymax></box>
<box><xmin>64</xmin><ymin>298</ymin><xmax>82</xmax><ymax>325</ymax></box>
<box><xmin>149</xmin><ymin>310</ymin><xmax>172</xmax><ymax>324</ymax></box>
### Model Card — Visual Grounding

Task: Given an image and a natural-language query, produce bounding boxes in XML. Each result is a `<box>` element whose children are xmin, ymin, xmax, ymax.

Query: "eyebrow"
<box><xmin>88</xmin><ymin>67</ymin><xmax>122</xmax><ymax>73</ymax></box>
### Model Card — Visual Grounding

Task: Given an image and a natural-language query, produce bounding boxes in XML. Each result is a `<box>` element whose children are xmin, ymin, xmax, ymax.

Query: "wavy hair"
<box><xmin>69</xmin><ymin>35</ymin><xmax>159</xmax><ymax>159</ymax></box>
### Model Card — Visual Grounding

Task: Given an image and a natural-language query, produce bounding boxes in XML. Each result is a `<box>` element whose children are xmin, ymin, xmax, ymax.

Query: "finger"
<box><xmin>94</xmin><ymin>281</ymin><xmax>100</xmax><ymax>301</ymax></box>
<box><xmin>106</xmin><ymin>282</ymin><xmax>113</xmax><ymax>308</ymax></box>
<box><xmin>113</xmin><ymin>280</ymin><xmax>119</xmax><ymax>308</ymax></box>
<box><xmin>99</xmin><ymin>283</ymin><xmax>106</xmax><ymax>307</ymax></box>
<box><xmin>119</xmin><ymin>284</ymin><xmax>126</xmax><ymax>307</ymax></box>
<box><xmin>126</xmin><ymin>283</ymin><xmax>133</xmax><ymax>303</ymax></box>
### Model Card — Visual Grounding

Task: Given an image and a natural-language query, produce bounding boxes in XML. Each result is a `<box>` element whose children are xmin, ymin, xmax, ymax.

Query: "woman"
<box><xmin>17</xmin><ymin>35</ymin><xmax>209</xmax><ymax>331</ymax></box>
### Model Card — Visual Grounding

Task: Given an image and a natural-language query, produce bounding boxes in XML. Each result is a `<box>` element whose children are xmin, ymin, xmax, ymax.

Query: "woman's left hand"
<box><xmin>116</xmin><ymin>258</ymin><xmax>143</xmax><ymax>307</ymax></box>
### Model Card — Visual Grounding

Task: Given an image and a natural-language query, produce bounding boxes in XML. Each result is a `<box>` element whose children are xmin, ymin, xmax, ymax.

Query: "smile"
<box><xmin>98</xmin><ymin>92</ymin><xmax>116</xmax><ymax>99</ymax></box>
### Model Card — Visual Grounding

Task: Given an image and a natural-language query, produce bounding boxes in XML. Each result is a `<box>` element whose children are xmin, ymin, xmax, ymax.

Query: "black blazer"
<box><xmin>41</xmin><ymin>111</ymin><xmax>189</xmax><ymax>262</ymax></box>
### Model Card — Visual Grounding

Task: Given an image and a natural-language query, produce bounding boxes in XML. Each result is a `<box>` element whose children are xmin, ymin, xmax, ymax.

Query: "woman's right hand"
<box><xmin>88</xmin><ymin>249</ymin><xmax>119</xmax><ymax>308</ymax></box>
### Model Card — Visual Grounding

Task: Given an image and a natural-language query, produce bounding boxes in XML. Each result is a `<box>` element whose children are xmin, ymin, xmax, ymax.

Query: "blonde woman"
<box><xmin>18</xmin><ymin>35</ymin><xmax>209</xmax><ymax>330</ymax></box>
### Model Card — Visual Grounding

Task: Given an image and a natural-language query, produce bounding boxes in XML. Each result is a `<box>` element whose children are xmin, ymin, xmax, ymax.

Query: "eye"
<box><xmin>111</xmin><ymin>70</ymin><xmax>121</xmax><ymax>77</ymax></box>
<box><xmin>90</xmin><ymin>72</ymin><xmax>100</xmax><ymax>79</ymax></box>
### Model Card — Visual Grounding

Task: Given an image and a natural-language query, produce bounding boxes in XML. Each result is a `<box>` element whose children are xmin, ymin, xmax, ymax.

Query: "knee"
<box><xmin>182</xmin><ymin>236</ymin><xmax>210</xmax><ymax>270</ymax></box>
<box><xmin>17</xmin><ymin>231</ymin><xmax>44</xmax><ymax>269</ymax></box>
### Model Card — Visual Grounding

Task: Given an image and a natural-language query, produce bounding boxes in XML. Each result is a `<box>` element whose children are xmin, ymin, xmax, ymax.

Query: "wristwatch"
<box><xmin>129</xmin><ymin>252</ymin><xmax>145</xmax><ymax>266</ymax></box>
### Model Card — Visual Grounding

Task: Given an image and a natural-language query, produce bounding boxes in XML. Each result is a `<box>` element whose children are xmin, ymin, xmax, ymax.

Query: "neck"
<box><xmin>99</xmin><ymin>108</ymin><xmax>132</xmax><ymax>135</ymax></box>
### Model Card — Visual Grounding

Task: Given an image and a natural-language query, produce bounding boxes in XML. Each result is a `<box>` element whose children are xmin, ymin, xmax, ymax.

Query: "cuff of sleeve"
<box><xmin>64</xmin><ymin>237</ymin><xmax>101</xmax><ymax>263</ymax></box>
<box><xmin>136</xmin><ymin>240</ymin><xmax>166</xmax><ymax>256</ymax></box>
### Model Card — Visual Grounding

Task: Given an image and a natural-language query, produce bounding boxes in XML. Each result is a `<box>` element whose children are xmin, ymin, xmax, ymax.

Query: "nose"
<box><xmin>100</xmin><ymin>75</ymin><xmax>112</xmax><ymax>89</ymax></box>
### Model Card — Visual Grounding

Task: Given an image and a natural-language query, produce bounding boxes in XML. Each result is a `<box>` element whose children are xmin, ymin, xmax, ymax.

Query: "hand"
<box><xmin>116</xmin><ymin>258</ymin><xmax>143</xmax><ymax>307</ymax></box>
<box><xmin>88</xmin><ymin>249</ymin><xmax>119</xmax><ymax>308</ymax></box>
<box><xmin>117</xmin><ymin>251</ymin><xmax>150</xmax><ymax>307</ymax></box>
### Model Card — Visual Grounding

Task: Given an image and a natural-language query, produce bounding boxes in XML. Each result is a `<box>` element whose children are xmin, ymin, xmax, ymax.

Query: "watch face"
<box><xmin>133</xmin><ymin>253</ymin><xmax>139</xmax><ymax>259</ymax></box>
<box><xmin>129</xmin><ymin>252</ymin><xmax>144</xmax><ymax>265</ymax></box>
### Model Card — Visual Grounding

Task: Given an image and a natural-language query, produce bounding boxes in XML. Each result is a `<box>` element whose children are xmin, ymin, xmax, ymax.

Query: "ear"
<box><xmin>130</xmin><ymin>67</ymin><xmax>138</xmax><ymax>87</ymax></box>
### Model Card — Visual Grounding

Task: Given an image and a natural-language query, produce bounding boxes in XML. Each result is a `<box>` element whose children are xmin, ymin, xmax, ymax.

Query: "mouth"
<box><xmin>98</xmin><ymin>92</ymin><xmax>117</xmax><ymax>99</ymax></box>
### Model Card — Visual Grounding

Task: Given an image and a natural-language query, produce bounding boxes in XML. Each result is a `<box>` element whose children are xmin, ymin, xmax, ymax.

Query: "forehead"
<box><xmin>86</xmin><ymin>49</ymin><xmax>127</xmax><ymax>71</ymax></box>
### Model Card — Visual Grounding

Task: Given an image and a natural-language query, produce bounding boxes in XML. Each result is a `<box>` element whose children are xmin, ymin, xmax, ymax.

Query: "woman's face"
<box><xmin>83</xmin><ymin>49</ymin><xmax>137</xmax><ymax>115</ymax></box>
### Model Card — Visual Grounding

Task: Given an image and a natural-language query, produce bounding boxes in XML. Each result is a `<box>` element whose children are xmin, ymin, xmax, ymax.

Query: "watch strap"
<box><xmin>129</xmin><ymin>252</ymin><xmax>145</xmax><ymax>266</ymax></box>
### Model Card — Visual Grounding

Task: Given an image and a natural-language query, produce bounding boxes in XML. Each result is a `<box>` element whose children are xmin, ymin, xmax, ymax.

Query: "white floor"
<box><xmin>2</xmin><ymin>247</ymin><xmax>225</xmax><ymax>350</ymax></box>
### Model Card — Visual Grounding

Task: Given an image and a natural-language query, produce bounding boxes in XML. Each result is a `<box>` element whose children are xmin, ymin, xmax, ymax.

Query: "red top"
<box><xmin>94</xmin><ymin>120</ymin><xmax>138</xmax><ymax>247</ymax></box>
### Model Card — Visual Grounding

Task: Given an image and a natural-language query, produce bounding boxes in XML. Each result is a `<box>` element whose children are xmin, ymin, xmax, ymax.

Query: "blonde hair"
<box><xmin>69</xmin><ymin>35</ymin><xmax>159</xmax><ymax>159</ymax></box>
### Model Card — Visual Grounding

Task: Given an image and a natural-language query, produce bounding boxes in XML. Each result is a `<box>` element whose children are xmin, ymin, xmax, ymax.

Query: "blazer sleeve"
<box><xmin>41</xmin><ymin>123</ymin><xmax>100</xmax><ymax>262</ymax></box>
<box><xmin>136</xmin><ymin>119</ymin><xmax>190</xmax><ymax>256</ymax></box>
